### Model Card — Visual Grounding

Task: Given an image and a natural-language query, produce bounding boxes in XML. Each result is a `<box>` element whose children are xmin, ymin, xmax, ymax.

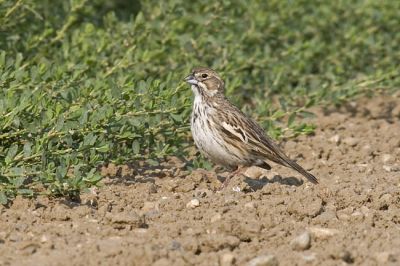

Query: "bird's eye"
<box><xmin>201</xmin><ymin>73</ymin><xmax>208</xmax><ymax>78</ymax></box>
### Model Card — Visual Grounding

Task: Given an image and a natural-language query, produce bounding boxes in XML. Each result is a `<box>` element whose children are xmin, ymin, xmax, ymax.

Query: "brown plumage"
<box><xmin>184</xmin><ymin>67</ymin><xmax>318</xmax><ymax>186</ymax></box>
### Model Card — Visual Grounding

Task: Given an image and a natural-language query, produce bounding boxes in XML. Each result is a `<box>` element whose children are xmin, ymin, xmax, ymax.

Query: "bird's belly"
<box><xmin>191</xmin><ymin>116</ymin><xmax>246</xmax><ymax>168</ymax></box>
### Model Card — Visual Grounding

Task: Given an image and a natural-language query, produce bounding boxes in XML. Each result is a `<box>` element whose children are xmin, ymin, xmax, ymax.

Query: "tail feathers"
<box><xmin>285</xmin><ymin>160</ymin><xmax>318</xmax><ymax>184</ymax></box>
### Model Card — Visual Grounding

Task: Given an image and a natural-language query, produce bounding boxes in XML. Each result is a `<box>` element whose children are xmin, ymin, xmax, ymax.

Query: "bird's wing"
<box><xmin>214</xmin><ymin>102</ymin><xmax>318</xmax><ymax>184</ymax></box>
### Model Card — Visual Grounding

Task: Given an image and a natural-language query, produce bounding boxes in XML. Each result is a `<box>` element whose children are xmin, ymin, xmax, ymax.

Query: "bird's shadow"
<box><xmin>217</xmin><ymin>174</ymin><xmax>303</xmax><ymax>191</ymax></box>
<box><xmin>247</xmin><ymin>175</ymin><xmax>303</xmax><ymax>190</ymax></box>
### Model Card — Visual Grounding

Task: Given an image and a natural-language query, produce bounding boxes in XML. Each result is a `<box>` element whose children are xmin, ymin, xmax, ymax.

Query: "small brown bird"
<box><xmin>184</xmin><ymin>67</ymin><xmax>318</xmax><ymax>188</ymax></box>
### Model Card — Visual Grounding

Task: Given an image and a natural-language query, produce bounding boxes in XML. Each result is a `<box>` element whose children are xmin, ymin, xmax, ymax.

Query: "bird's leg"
<box><xmin>219</xmin><ymin>165</ymin><xmax>245</xmax><ymax>190</ymax></box>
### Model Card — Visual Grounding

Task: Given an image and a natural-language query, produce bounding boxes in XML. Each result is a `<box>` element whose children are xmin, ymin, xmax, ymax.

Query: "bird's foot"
<box><xmin>218</xmin><ymin>166</ymin><xmax>246</xmax><ymax>191</ymax></box>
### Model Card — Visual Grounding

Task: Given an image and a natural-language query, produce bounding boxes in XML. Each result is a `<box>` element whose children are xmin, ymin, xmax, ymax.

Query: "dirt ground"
<box><xmin>1</xmin><ymin>93</ymin><xmax>400</xmax><ymax>266</ymax></box>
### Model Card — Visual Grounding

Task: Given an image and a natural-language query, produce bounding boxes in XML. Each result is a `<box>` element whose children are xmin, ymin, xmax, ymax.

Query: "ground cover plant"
<box><xmin>1</xmin><ymin>0</ymin><xmax>399</xmax><ymax>203</ymax></box>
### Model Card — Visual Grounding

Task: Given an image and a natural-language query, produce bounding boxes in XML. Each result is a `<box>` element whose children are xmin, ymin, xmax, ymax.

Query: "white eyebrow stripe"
<box><xmin>221</xmin><ymin>122</ymin><xmax>248</xmax><ymax>143</ymax></box>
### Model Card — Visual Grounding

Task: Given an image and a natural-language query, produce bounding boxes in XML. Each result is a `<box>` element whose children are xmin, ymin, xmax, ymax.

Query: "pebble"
<box><xmin>40</xmin><ymin>235</ymin><xmax>48</xmax><ymax>243</ymax></box>
<box><xmin>308</xmin><ymin>227</ymin><xmax>339</xmax><ymax>240</ymax></box>
<box><xmin>232</xmin><ymin>186</ymin><xmax>241</xmax><ymax>192</ymax></box>
<box><xmin>142</xmin><ymin>201</ymin><xmax>158</xmax><ymax>212</ymax></box>
<box><xmin>186</xmin><ymin>198</ymin><xmax>200</xmax><ymax>209</ymax></box>
<box><xmin>380</xmin><ymin>193</ymin><xmax>392</xmax><ymax>202</ymax></box>
<box><xmin>210</xmin><ymin>213</ymin><xmax>222</xmax><ymax>223</ymax></box>
<box><xmin>381</xmin><ymin>154</ymin><xmax>393</xmax><ymax>164</ymax></box>
<box><xmin>247</xmin><ymin>254</ymin><xmax>279</xmax><ymax>266</ymax></box>
<box><xmin>244</xmin><ymin>202</ymin><xmax>257</xmax><ymax>209</ymax></box>
<box><xmin>220</xmin><ymin>253</ymin><xmax>236</xmax><ymax>266</ymax></box>
<box><xmin>360</xmin><ymin>206</ymin><xmax>370</xmax><ymax>217</ymax></box>
<box><xmin>290</xmin><ymin>231</ymin><xmax>311</xmax><ymax>251</ymax></box>
<box><xmin>343</xmin><ymin>137</ymin><xmax>359</xmax><ymax>146</ymax></box>
<box><xmin>301</xmin><ymin>253</ymin><xmax>316</xmax><ymax>262</ymax></box>
<box><xmin>332</xmin><ymin>250</ymin><xmax>354</xmax><ymax>263</ymax></box>
<box><xmin>383</xmin><ymin>165</ymin><xmax>400</xmax><ymax>172</ymax></box>
<box><xmin>374</xmin><ymin>251</ymin><xmax>397</xmax><ymax>263</ymax></box>
<box><xmin>362</xmin><ymin>145</ymin><xmax>373</xmax><ymax>155</ymax></box>
<box><xmin>245</xmin><ymin>166</ymin><xmax>265</xmax><ymax>179</ymax></box>
<box><xmin>329</xmin><ymin>135</ymin><xmax>341</xmax><ymax>145</ymax></box>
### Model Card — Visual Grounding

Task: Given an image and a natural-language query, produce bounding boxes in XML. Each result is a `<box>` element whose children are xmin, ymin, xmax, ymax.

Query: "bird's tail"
<box><xmin>284</xmin><ymin>159</ymin><xmax>318</xmax><ymax>184</ymax></box>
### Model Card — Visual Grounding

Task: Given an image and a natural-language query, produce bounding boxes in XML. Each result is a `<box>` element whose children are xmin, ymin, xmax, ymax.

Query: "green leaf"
<box><xmin>5</xmin><ymin>145</ymin><xmax>19</xmax><ymax>164</ymax></box>
<box><xmin>96</xmin><ymin>144</ymin><xmax>109</xmax><ymax>153</ymax></box>
<box><xmin>17</xmin><ymin>189</ymin><xmax>33</xmax><ymax>196</ymax></box>
<box><xmin>299</xmin><ymin>110</ymin><xmax>316</xmax><ymax>118</ymax></box>
<box><xmin>23</xmin><ymin>142</ymin><xmax>32</xmax><ymax>158</ymax></box>
<box><xmin>271</xmin><ymin>110</ymin><xmax>286</xmax><ymax>120</ymax></box>
<box><xmin>288</xmin><ymin>113</ymin><xmax>296</xmax><ymax>127</ymax></box>
<box><xmin>0</xmin><ymin>191</ymin><xmax>8</xmax><ymax>205</ymax></box>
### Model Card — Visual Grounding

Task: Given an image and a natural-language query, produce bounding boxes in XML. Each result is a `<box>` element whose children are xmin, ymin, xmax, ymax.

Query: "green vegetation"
<box><xmin>1</xmin><ymin>0</ymin><xmax>399</xmax><ymax>203</ymax></box>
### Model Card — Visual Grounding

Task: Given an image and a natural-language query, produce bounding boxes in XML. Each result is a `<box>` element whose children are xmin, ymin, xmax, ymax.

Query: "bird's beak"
<box><xmin>184</xmin><ymin>74</ymin><xmax>198</xmax><ymax>85</ymax></box>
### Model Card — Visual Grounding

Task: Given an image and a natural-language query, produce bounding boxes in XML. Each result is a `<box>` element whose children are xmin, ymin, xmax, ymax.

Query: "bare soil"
<box><xmin>1</xmin><ymin>94</ymin><xmax>400</xmax><ymax>266</ymax></box>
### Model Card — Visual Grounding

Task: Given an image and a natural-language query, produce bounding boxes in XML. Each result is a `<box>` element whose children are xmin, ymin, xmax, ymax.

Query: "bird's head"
<box><xmin>184</xmin><ymin>67</ymin><xmax>225</xmax><ymax>97</ymax></box>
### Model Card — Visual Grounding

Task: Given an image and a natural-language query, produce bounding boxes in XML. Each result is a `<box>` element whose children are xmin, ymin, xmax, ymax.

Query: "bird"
<box><xmin>184</xmin><ymin>67</ymin><xmax>318</xmax><ymax>188</ymax></box>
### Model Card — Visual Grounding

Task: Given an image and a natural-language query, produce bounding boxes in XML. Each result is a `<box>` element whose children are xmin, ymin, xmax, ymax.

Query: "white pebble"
<box><xmin>247</xmin><ymin>254</ymin><xmax>278</xmax><ymax>266</ymax></box>
<box><xmin>329</xmin><ymin>135</ymin><xmax>341</xmax><ymax>145</ymax></box>
<box><xmin>186</xmin><ymin>198</ymin><xmax>200</xmax><ymax>209</ymax></box>
<box><xmin>220</xmin><ymin>253</ymin><xmax>236</xmax><ymax>266</ymax></box>
<box><xmin>232</xmin><ymin>186</ymin><xmax>241</xmax><ymax>192</ymax></box>
<box><xmin>244</xmin><ymin>202</ymin><xmax>257</xmax><ymax>209</ymax></box>
<box><xmin>308</xmin><ymin>227</ymin><xmax>339</xmax><ymax>240</ymax></box>
<box><xmin>290</xmin><ymin>231</ymin><xmax>311</xmax><ymax>251</ymax></box>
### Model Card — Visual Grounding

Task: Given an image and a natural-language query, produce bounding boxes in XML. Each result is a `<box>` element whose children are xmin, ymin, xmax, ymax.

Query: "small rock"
<box><xmin>169</xmin><ymin>240</ymin><xmax>181</xmax><ymax>251</ymax></box>
<box><xmin>40</xmin><ymin>235</ymin><xmax>48</xmax><ymax>243</ymax></box>
<box><xmin>220</xmin><ymin>253</ymin><xmax>236</xmax><ymax>266</ymax></box>
<box><xmin>375</xmin><ymin>251</ymin><xmax>397</xmax><ymax>263</ymax></box>
<box><xmin>383</xmin><ymin>165</ymin><xmax>392</xmax><ymax>172</ymax></box>
<box><xmin>186</xmin><ymin>198</ymin><xmax>200</xmax><ymax>209</ymax></box>
<box><xmin>360</xmin><ymin>206</ymin><xmax>370</xmax><ymax>217</ymax></box>
<box><xmin>290</xmin><ymin>231</ymin><xmax>311</xmax><ymax>251</ymax></box>
<box><xmin>165</xmin><ymin>180</ymin><xmax>179</xmax><ymax>192</ymax></box>
<box><xmin>232</xmin><ymin>186</ymin><xmax>241</xmax><ymax>192</ymax></box>
<box><xmin>380</xmin><ymin>193</ymin><xmax>392</xmax><ymax>202</ymax></box>
<box><xmin>381</xmin><ymin>154</ymin><xmax>393</xmax><ymax>164</ymax></box>
<box><xmin>244</xmin><ymin>202</ymin><xmax>257</xmax><ymax>209</ymax></box>
<box><xmin>383</xmin><ymin>165</ymin><xmax>400</xmax><ymax>172</ymax></box>
<box><xmin>308</xmin><ymin>227</ymin><xmax>339</xmax><ymax>240</ymax></box>
<box><xmin>142</xmin><ymin>201</ymin><xmax>159</xmax><ymax>213</ymax></box>
<box><xmin>247</xmin><ymin>254</ymin><xmax>279</xmax><ymax>266</ymax></box>
<box><xmin>301</xmin><ymin>253</ymin><xmax>316</xmax><ymax>262</ymax></box>
<box><xmin>245</xmin><ymin>166</ymin><xmax>265</xmax><ymax>179</ymax></box>
<box><xmin>343</xmin><ymin>137</ymin><xmax>359</xmax><ymax>147</ymax></box>
<box><xmin>362</xmin><ymin>145</ymin><xmax>373</xmax><ymax>155</ymax></box>
<box><xmin>329</xmin><ymin>135</ymin><xmax>341</xmax><ymax>145</ymax></box>
<box><xmin>331</xmin><ymin>250</ymin><xmax>354</xmax><ymax>263</ymax></box>
<box><xmin>210</xmin><ymin>213</ymin><xmax>222</xmax><ymax>223</ymax></box>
